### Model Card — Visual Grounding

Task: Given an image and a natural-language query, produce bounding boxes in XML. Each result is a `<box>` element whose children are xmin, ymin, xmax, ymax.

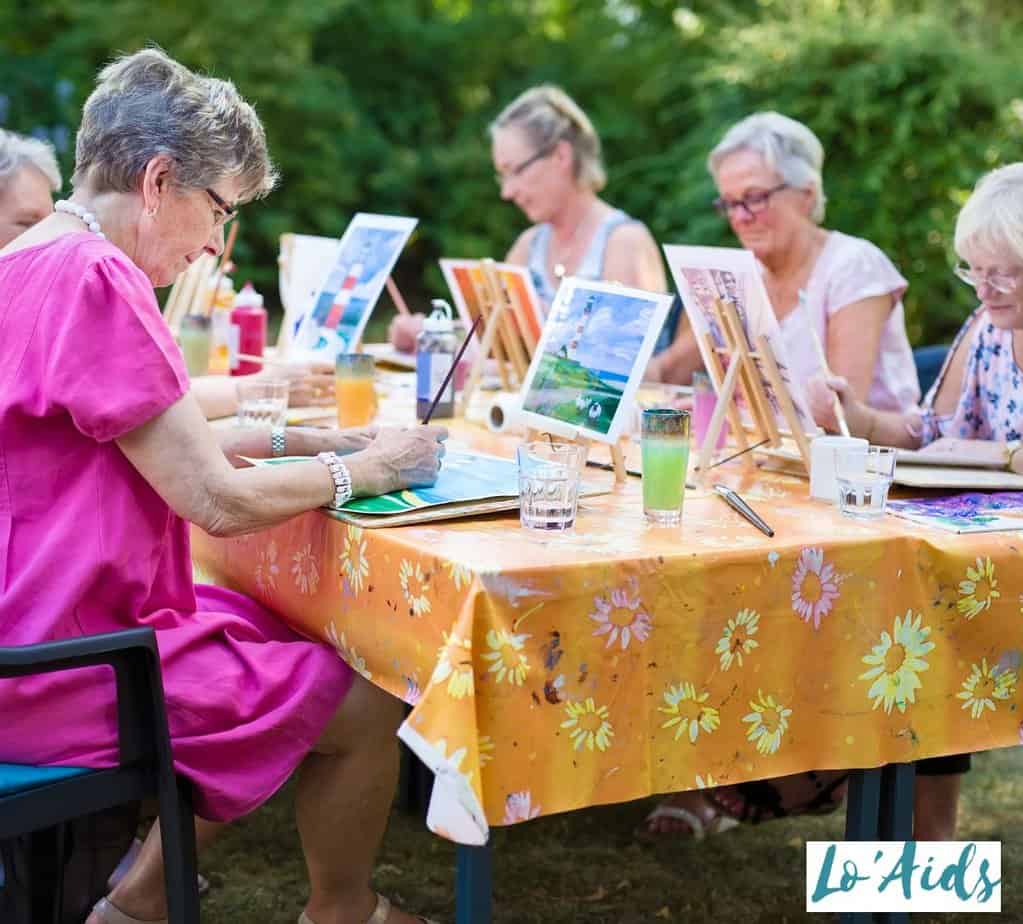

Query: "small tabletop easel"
<box><xmin>524</xmin><ymin>425</ymin><xmax>629</xmax><ymax>486</ymax></box>
<box><xmin>696</xmin><ymin>298</ymin><xmax>813</xmax><ymax>482</ymax></box>
<box><xmin>459</xmin><ymin>259</ymin><xmax>536</xmax><ymax>415</ymax></box>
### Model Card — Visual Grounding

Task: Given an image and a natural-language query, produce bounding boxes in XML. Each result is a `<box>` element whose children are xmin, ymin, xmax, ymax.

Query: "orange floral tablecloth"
<box><xmin>192</xmin><ymin>421</ymin><xmax>1023</xmax><ymax>845</ymax></box>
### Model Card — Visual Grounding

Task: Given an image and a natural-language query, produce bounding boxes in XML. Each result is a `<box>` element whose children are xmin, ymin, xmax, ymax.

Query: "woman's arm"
<box><xmin>191</xmin><ymin>363</ymin><xmax>336</xmax><ymax>420</ymax></box>
<box><xmin>825</xmin><ymin>294</ymin><xmax>892</xmax><ymax>400</ymax></box>
<box><xmin>603</xmin><ymin>223</ymin><xmax>667</xmax><ymax>293</ymax></box>
<box><xmin>644</xmin><ymin>315</ymin><xmax>704</xmax><ymax>385</ymax></box>
<box><xmin>217</xmin><ymin>425</ymin><xmax>378</xmax><ymax>467</ymax></box>
<box><xmin>116</xmin><ymin>392</ymin><xmax>446</xmax><ymax>537</ymax></box>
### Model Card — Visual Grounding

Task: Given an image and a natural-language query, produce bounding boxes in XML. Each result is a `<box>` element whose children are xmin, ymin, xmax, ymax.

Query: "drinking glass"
<box><xmin>178</xmin><ymin>315</ymin><xmax>211</xmax><ymax>378</ymax></box>
<box><xmin>835</xmin><ymin>446</ymin><xmax>897</xmax><ymax>519</ymax></box>
<box><xmin>517</xmin><ymin>441</ymin><xmax>586</xmax><ymax>531</ymax></box>
<box><xmin>641</xmin><ymin>408</ymin><xmax>691</xmax><ymax>525</ymax></box>
<box><xmin>236</xmin><ymin>379</ymin><xmax>289</xmax><ymax>428</ymax></box>
<box><xmin>335</xmin><ymin>353</ymin><xmax>378</xmax><ymax>427</ymax></box>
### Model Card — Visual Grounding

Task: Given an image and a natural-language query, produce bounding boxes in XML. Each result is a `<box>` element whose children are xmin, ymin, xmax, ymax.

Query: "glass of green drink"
<box><xmin>641</xmin><ymin>408</ymin><xmax>690</xmax><ymax>526</ymax></box>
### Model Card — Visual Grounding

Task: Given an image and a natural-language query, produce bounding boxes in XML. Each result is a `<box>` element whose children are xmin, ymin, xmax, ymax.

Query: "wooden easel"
<box><xmin>525</xmin><ymin>426</ymin><xmax>628</xmax><ymax>486</ymax></box>
<box><xmin>459</xmin><ymin>259</ymin><xmax>537</xmax><ymax>415</ymax></box>
<box><xmin>696</xmin><ymin>298</ymin><xmax>813</xmax><ymax>481</ymax></box>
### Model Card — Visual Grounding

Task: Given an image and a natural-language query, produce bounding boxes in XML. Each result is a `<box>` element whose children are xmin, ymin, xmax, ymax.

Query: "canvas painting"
<box><xmin>288</xmin><ymin>213</ymin><xmax>417</xmax><ymax>360</ymax></box>
<box><xmin>440</xmin><ymin>259</ymin><xmax>545</xmax><ymax>349</ymax></box>
<box><xmin>518</xmin><ymin>278</ymin><xmax>673</xmax><ymax>443</ymax></box>
<box><xmin>662</xmin><ymin>244</ymin><xmax>817</xmax><ymax>435</ymax></box>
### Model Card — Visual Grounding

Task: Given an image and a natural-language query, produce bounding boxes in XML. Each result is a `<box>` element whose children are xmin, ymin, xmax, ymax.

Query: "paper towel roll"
<box><xmin>486</xmin><ymin>392</ymin><xmax>524</xmax><ymax>434</ymax></box>
<box><xmin>810</xmin><ymin>435</ymin><xmax>868</xmax><ymax>502</ymax></box>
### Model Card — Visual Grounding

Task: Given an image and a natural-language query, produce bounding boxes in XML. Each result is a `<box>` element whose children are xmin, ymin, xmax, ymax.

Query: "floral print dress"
<box><xmin>920</xmin><ymin>307</ymin><xmax>1023</xmax><ymax>445</ymax></box>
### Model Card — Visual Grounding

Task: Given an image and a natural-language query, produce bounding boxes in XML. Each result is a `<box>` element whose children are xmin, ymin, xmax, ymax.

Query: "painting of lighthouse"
<box><xmin>289</xmin><ymin>213</ymin><xmax>418</xmax><ymax>361</ymax></box>
<box><xmin>519</xmin><ymin>278</ymin><xmax>672</xmax><ymax>442</ymax></box>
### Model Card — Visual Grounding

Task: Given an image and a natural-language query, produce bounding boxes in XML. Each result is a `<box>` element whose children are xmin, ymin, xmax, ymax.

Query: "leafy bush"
<box><xmin>2</xmin><ymin>0</ymin><xmax>1022</xmax><ymax>345</ymax></box>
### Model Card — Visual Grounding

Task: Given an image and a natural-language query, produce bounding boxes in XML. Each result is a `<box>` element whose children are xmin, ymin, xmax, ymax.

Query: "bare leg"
<box><xmin>643</xmin><ymin>790</ymin><xmax>729</xmax><ymax>835</ymax></box>
<box><xmin>85</xmin><ymin>818</ymin><xmax>223</xmax><ymax>922</ymax></box>
<box><xmin>914</xmin><ymin>774</ymin><xmax>961</xmax><ymax>841</ymax></box>
<box><xmin>298</xmin><ymin>672</ymin><xmax>422</xmax><ymax>924</ymax></box>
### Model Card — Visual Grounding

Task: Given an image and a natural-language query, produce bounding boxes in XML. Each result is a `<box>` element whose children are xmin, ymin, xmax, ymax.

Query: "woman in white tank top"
<box><xmin>389</xmin><ymin>85</ymin><xmax>665</xmax><ymax>349</ymax></box>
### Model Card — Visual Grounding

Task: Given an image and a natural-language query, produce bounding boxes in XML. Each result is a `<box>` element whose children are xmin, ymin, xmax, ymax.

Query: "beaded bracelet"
<box><xmin>316</xmin><ymin>452</ymin><xmax>353</xmax><ymax>508</ymax></box>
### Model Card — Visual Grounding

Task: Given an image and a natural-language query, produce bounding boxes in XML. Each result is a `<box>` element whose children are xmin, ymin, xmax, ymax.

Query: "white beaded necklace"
<box><xmin>54</xmin><ymin>200</ymin><xmax>105</xmax><ymax>239</ymax></box>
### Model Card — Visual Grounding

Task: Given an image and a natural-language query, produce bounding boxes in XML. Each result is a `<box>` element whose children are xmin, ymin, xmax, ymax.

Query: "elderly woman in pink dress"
<box><xmin>0</xmin><ymin>49</ymin><xmax>443</xmax><ymax>924</ymax></box>
<box><xmin>648</xmin><ymin>111</ymin><xmax>921</xmax><ymax>426</ymax></box>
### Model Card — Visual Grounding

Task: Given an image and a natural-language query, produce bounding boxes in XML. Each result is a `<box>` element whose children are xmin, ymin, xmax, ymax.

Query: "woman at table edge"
<box><xmin>0</xmin><ymin>127</ymin><xmax>336</xmax><ymax>422</ymax></box>
<box><xmin>647</xmin><ymin>111</ymin><xmax>921</xmax><ymax>429</ymax></box>
<box><xmin>816</xmin><ymin>161</ymin><xmax>1023</xmax><ymax>460</ymax></box>
<box><xmin>388</xmin><ymin>84</ymin><xmax>666</xmax><ymax>350</ymax></box>
<box><xmin>0</xmin><ymin>48</ymin><xmax>444</xmax><ymax>924</ymax></box>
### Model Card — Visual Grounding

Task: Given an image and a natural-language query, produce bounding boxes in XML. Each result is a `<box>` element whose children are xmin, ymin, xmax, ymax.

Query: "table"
<box><xmin>194</xmin><ymin>417</ymin><xmax>1023</xmax><ymax>921</ymax></box>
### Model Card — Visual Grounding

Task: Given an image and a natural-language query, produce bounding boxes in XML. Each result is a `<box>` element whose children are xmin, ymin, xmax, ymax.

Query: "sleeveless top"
<box><xmin>527</xmin><ymin>208</ymin><xmax>635</xmax><ymax>307</ymax></box>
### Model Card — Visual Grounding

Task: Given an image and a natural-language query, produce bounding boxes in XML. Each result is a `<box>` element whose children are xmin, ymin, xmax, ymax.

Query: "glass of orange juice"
<box><xmin>335</xmin><ymin>353</ymin><xmax>378</xmax><ymax>427</ymax></box>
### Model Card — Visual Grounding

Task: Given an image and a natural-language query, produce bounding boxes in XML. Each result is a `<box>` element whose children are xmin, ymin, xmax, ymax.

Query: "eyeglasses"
<box><xmin>494</xmin><ymin>146</ymin><xmax>555</xmax><ymax>187</ymax></box>
<box><xmin>953</xmin><ymin>263</ymin><xmax>1021</xmax><ymax>295</ymax></box>
<box><xmin>713</xmin><ymin>184</ymin><xmax>789</xmax><ymax>219</ymax></box>
<box><xmin>205</xmin><ymin>187</ymin><xmax>238</xmax><ymax>227</ymax></box>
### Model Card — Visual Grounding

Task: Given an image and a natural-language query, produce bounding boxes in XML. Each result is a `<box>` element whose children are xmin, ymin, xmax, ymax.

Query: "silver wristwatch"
<box><xmin>270</xmin><ymin>426</ymin><xmax>287</xmax><ymax>457</ymax></box>
<box><xmin>316</xmin><ymin>452</ymin><xmax>353</xmax><ymax>508</ymax></box>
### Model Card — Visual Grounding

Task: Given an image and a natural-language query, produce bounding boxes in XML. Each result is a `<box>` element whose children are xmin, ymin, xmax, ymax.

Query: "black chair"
<box><xmin>912</xmin><ymin>344</ymin><xmax>950</xmax><ymax>396</ymax></box>
<box><xmin>0</xmin><ymin>628</ymin><xmax>199</xmax><ymax>923</ymax></box>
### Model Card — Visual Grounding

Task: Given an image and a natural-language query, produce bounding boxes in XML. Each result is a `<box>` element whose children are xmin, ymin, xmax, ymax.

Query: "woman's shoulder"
<box><xmin>506</xmin><ymin>224</ymin><xmax>542</xmax><ymax>264</ymax></box>
<box><xmin>822</xmin><ymin>230</ymin><xmax>901</xmax><ymax>274</ymax></box>
<box><xmin>3</xmin><ymin>231</ymin><xmax>150</xmax><ymax>293</ymax></box>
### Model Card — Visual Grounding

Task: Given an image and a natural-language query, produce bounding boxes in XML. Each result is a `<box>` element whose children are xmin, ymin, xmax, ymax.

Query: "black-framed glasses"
<box><xmin>205</xmin><ymin>187</ymin><xmax>238</xmax><ymax>227</ymax></box>
<box><xmin>713</xmin><ymin>183</ymin><xmax>789</xmax><ymax>219</ymax></box>
<box><xmin>494</xmin><ymin>145</ymin><xmax>555</xmax><ymax>187</ymax></box>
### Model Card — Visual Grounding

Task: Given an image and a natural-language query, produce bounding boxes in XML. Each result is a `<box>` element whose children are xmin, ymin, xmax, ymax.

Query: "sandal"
<box><xmin>636</xmin><ymin>794</ymin><xmax>740</xmax><ymax>842</ymax></box>
<box><xmin>299</xmin><ymin>892</ymin><xmax>441</xmax><ymax>924</ymax></box>
<box><xmin>706</xmin><ymin>771</ymin><xmax>849</xmax><ymax>825</ymax></box>
<box><xmin>90</xmin><ymin>896</ymin><xmax>166</xmax><ymax>924</ymax></box>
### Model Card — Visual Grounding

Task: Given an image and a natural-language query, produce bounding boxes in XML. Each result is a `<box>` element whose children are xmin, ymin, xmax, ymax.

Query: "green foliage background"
<box><xmin>3</xmin><ymin>0</ymin><xmax>1022</xmax><ymax>344</ymax></box>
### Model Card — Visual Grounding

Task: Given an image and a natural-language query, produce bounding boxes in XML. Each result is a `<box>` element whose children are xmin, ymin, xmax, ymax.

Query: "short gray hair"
<box><xmin>708</xmin><ymin>111</ymin><xmax>827</xmax><ymax>223</ymax></box>
<box><xmin>954</xmin><ymin>163</ymin><xmax>1023</xmax><ymax>265</ymax></box>
<box><xmin>73</xmin><ymin>47</ymin><xmax>278</xmax><ymax>202</ymax></box>
<box><xmin>0</xmin><ymin>128</ymin><xmax>62</xmax><ymax>195</ymax></box>
<box><xmin>490</xmin><ymin>85</ymin><xmax>606</xmax><ymax>192</ymax></box>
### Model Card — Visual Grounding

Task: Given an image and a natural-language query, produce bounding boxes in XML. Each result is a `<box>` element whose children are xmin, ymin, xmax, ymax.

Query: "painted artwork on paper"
<box><xmin>289</xmin><ymin>214</ymin><xmax>417</xmax><ymax>360</ymax></box>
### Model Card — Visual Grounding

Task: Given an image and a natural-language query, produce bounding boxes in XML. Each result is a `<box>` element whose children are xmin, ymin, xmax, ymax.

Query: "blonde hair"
<box><xmin>490</xmin><ymin>85</ymin><xmax>606</xmax><ymax>192</ymax></box>
<box><xmin>708</xmin><ymin>111</ymin><xmax>827</xmax><ymax>224</ymax></box>
<box><xmin>954</xmin><ymin>163</ymin><xmax>1023</xmax><ymax>265</ymax></box>
<box><xmin>73</xmin><ymin>47</ymin><xmax>277</xmax><ymax>202</ymax></box>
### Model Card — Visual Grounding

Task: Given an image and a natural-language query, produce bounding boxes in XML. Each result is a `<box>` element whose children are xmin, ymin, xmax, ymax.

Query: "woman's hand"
<box><xmin>388</xmin><ymin>313</ymin><xmax>425</xmax><ymax>352</ymax></box>
<box><xmin>806</xmin><ymin>373</ymin><xmax>873</xmax><ymax>437</ymax></box>
<box><xmin>345</xmin><ymin>425</ymin><xmax>448</xmax><ymax>497</ymax></box>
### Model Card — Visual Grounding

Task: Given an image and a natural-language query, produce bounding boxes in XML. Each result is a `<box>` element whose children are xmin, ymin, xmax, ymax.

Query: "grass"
<box><xmin>194</xmin><ymin>746</ymin><xmax>1021</xmax><ymax>923</ymax></box>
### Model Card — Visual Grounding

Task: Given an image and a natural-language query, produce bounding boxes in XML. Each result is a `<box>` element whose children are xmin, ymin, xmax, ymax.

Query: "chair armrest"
<box><xmin>0</xmin><ymin>628</ymin><xmax>172</xmax><ymax>770</ymax></box>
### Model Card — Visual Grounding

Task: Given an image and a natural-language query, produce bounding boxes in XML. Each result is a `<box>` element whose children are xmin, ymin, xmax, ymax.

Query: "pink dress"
<box><xmin>0</xmin><ymin>232</ymin><xmax>353</xmax><ymax>822</ymax></box>
<box><xmin>777</xmin><ymin>230</ymin><xmax>920</xmax><ymax>412</ymax></box>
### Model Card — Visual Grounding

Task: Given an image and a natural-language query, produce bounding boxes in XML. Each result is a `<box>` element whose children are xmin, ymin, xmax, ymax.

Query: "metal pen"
<box><xmin>712</xmin><ymin>484</ymin><xmax>775</xmax><ymax>537</ymax></box>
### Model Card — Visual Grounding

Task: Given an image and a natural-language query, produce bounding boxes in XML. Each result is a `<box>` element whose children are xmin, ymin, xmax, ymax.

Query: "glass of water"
<box><xmin>835</xmin><ymin>446</ymin><xmax>897</xmax><ymax>519</ymax></box>
<box><xmin>516</xmin><ymin>441</ymin><xmax>586</xmax><ymax>531</ymax></box>
<box><xmin>236</xmin><ymin>379</ymin><xmax>289</xmax><ymax>428</ymax></box>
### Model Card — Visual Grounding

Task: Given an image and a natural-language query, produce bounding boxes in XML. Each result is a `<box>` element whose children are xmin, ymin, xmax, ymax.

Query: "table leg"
<box><xmin>840</xmin><ymin>768</ymin><xmax>881</xmax><ymax>924</ymax></box>
<box><xmin>876</xmin><ymin>763</ymin><xmax>914</xmax><ymax>924</ymax></box>
<box><xmin>456</xmin><ymin>843</ymin><xmax>493</xmax><ymax>924</ymax></box>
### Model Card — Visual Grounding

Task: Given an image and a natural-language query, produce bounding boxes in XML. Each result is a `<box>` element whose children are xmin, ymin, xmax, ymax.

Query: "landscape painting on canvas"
<box><xmin>519</xmin><ymin>278</ymin><xmax>672</xmax><ymax>443</ymax></box>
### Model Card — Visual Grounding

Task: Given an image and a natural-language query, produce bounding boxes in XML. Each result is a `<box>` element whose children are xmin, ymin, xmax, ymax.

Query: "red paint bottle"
<box><xmin>230</xmin><ymin>281</ymin><xmax>267</xmax><ymax>376</ymax></box>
